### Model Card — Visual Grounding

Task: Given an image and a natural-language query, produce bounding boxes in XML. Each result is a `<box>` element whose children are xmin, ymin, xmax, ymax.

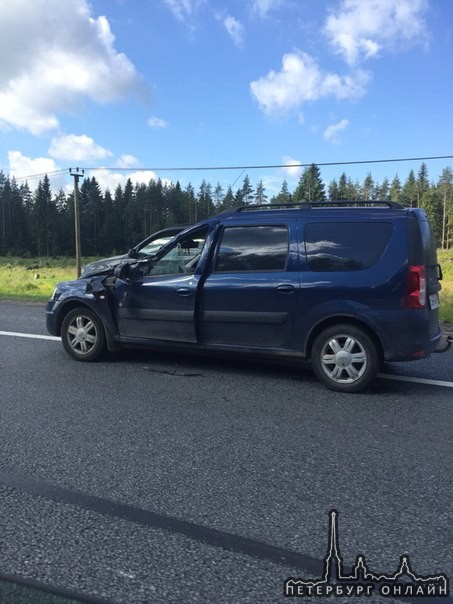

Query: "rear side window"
<box><xmin>305</xmin><ymin>222</ymin><xmax>393</xmax><ymax>271</ymax></box>
<box><xmin>408</xmin><ymin>217</ymin><xmax>438</xmax><ymax>265</ymax></box>
<box><xmin>215</xmin><ymin>225</ymin><xmax>288</xmax><ymax>272</ymax></box>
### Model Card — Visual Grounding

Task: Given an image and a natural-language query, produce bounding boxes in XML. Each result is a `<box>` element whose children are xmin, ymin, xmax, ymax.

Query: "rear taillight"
<box><xmin>403</xmin><ymin>265</ymin><xmax>426</xmax><ymax>309</ymax></box>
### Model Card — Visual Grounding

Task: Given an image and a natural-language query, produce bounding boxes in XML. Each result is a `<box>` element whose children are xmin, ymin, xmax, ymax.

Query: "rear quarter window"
<box><xmin>408</xmin><ymin>216</ymin><xmax>439</xmax><ymax>265</ymax></box>
<box><xmin>304</xmin><ymin>222</ymin><xmax>393</xmax><ymax>271</ymax></box>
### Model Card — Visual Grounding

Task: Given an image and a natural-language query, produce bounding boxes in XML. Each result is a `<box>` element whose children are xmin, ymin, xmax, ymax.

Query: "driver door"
<box><xmin>114</xmin><ymin>226</ymin><xmax>208</xmax><ymax>342</ymax></box>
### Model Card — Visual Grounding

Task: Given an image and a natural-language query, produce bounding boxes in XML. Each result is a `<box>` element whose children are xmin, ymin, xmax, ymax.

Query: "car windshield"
<box><xmin>137</xmin><ymin>236</ymin><xmax>177</xmax><ymax>257</ymax></box>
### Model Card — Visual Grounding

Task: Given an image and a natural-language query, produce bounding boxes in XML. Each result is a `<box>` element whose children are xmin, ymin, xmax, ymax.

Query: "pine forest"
<box><xmin>0</xmin><ymin>162</ymin><xmax>452</xmax><ymax>258</ymax></box>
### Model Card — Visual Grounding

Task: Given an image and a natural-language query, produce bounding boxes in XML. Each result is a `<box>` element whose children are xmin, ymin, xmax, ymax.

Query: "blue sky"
<box><xmin>0</xmin><ymin>0</ymin><xmax>452</xmax><ymax>197</ymax></box>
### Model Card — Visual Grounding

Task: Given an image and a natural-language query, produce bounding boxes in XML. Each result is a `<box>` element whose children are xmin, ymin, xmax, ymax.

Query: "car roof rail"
<box><xmin>235</xmin><ymin>200</ymin><xmax>404</xmax><ymax>211</ymax></box>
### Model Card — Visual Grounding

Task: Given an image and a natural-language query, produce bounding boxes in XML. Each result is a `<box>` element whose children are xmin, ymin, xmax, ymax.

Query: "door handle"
<box><xmin>176</xmin><ymin>287</ymin><xmax>192</xmax><ymax>296</ymax></box>
<box><xmin>276</xmin><ymin>284</ymin><xmax>295</xmax><ymax>293</ymax></box>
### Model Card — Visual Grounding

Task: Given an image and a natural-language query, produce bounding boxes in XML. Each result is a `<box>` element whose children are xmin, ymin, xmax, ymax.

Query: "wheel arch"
<box><xmin>56</xmin><ymin>300</ymin><xmax>119</xmax><ymax>352</ymax></box>
<box><xmin>305</xmin><ymin>316</ymin><xmax>384</xmax><ymax>362</ymax></box>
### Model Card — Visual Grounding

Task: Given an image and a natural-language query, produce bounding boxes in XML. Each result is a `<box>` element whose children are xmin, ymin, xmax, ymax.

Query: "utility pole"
<box><xmin>70</xmin><ymin>167</ymin><xmax>84</xmax><ymax>278</ymax></box>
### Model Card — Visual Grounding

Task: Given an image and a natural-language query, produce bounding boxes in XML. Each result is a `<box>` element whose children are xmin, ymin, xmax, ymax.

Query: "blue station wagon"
<box><xmin>46</xmin><ymin>201</ymin><xmax>449</xmax><ymax>392</ymax></box>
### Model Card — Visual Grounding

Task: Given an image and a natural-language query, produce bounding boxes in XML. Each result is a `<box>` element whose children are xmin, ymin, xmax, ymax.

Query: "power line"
<box><xmin>9</xmin><ymin>154</ymin><xmax>453</xmax><ymax>181</ymax></box>
<box><xmin>11</xmin><ymin>169</ymin><xmax>68</xmax><ymax>182</ymax></box>
<box><xmin>82</xmin><ymin>154</ymin><xmax>453</xmax><ymax>173</ymax></box>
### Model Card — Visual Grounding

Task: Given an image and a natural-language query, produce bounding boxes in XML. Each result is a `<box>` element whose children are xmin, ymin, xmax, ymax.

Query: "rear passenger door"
<box><xmin>199</xmin><ymin>222</ymin><xmax>300</xmax><ymax>351</ymax></box>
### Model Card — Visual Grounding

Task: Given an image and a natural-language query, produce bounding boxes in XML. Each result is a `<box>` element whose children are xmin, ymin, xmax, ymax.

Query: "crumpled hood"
<box><xmin>80</xmin><ymin>254</ymin><xmax>128</xmax><ymax>278</ymax></box>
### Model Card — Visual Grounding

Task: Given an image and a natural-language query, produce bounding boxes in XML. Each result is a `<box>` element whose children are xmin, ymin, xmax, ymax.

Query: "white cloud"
<box><xmin>116</xmin><ymin>154</ymin><xmax>139</xmax><ymax>168</ymax></box>
<box><xmin>325</xmin><ymin>0</ymin><xmax>429</xmax><ymax>65</ymax></box>
<box><xmin>282</xmin><ymin>156</ymin><xmax>303</xmax><ymax>177</ymax></box>
<box><xmin>48</xmin><ymin>134</ymin><xmax>112</xmax><ymax>161</ymax></box>
<box><xmin>164</xmin><ymin>0</ymin><xmax>205</xmax><ymax>22</ymax></box>
<box><xmin>323</xmin><ymin>118</ymin><xmax>350</xmax><ymax>143</ymax></box>
<box><xmin>224</xmin><ymin>16</ymin><xmax>245</xmax><ymax>48</ymax></box>
<box><xmin>7</xmin><ymin>151</ymin><xmax>68</xmax><ymax>191</ymax></box>
<box><xmin>148</xmin><ymin>116</ymin><xmax>169</xmax><ymax>128</ymax></box>
<box><xmin>0</xmin><ymin>0</ymin><xmax>146</xmax><ymax>134</ymax></box>
<box><xmin>91</xmin><ymin>168</ymin><xmax>166</xmax><ymax>192</ymax></box>
<box><xmin>250</xmin><ymin>0</ymin><xmax>285</xmax><ymax>18</ymax></box>
<box><xmin>8</xmin><ymin>151</ymin><xmax>61</xmax><ymax>180</ymax></box>
<box><xmin>7</xmin><ymin>151</ymin><xmax>169</xmax><ymax>193</ymax></box>
<box><xmin>250</xmin><ymin>51</ymin><xmax>369</xmax><ymax>117</ymax></box>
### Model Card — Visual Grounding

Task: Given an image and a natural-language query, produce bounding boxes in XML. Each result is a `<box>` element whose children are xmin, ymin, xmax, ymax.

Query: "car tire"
<box><xmin>61</xmin><ymin>307</ymin><xmax>106</xmax><ymax>362</ymax></box>
<box><xmin>311</xmin><ymin>324</ymin><xmax>380</xmax><ymax>393</ymax></box>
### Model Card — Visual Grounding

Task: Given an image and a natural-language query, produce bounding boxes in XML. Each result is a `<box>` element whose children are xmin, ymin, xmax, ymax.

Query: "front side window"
<box><xmin>305</xmin><ymin>222</ymin><xmax>393</xmax><ymax>271</ymax></box>
<box><xmin>139</xmin><ymin>236</ymin><xmax>177</xmax><ymax>257</ymax></box>
<box><xmin>215</xmin><ymin>225</ymin><xmax>288</xmax><ymax>272</ymax></box>
<box><xmin>147</xmin><ymin>227</ymin><xmax>208</xmax><ymax>275</ymax></box>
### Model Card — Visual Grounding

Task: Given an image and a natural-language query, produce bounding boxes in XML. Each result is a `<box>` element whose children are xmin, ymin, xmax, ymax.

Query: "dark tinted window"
<box><xmin>419</xmin><ymin>220</ymin><xmax>437</xmax><ymax>265</ymax></box>
<box><xmin>305</xmin><ymin>222</ymin><xmax>393</xmax><ymax>271</ymax></box>
<box><xmin>215</xmin><ymin>226</ymin><xmax>288</xmax><ymax>272</ymax></box>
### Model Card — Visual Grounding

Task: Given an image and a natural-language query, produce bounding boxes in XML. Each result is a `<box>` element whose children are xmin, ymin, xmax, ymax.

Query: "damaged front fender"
<box><xmin>46</xmin><ymin>276</ymin><xmax>120</xmax><ymax>351</ymax></box>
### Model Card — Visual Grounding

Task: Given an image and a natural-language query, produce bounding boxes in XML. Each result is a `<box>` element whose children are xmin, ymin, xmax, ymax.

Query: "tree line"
<box><xmin>0</xmin><ymin>162</ymin><xmax>452</xmax><ymax>258</ymax></box>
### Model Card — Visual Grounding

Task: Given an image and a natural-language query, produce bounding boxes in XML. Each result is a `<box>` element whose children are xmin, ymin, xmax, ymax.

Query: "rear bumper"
<box><xmin>373</xmin><ymin>311</ymin><xmax>442</xmax><ymax>361</ymax></box>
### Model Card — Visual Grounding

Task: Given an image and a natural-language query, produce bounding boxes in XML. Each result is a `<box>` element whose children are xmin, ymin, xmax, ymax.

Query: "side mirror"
<box><xmin>114</xmin><ymin>262</ymin><xmax>131</xmax><ymax>280</ymax></box>
<box><xmin>127</xmin><ymin>248</ymin><xmax>138</xmax><ymax>259</ymax></box>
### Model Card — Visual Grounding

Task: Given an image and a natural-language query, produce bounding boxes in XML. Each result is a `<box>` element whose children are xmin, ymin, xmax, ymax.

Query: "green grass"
<box><xmin>1</xmin><ymin>254</ymin><xmax>453</xmax><ymax>322</ymax></box>
<box><xmin>0</xmin><ymin>257</ymin><xmax>94</xmax><ymax>302</ymax></box>
<box><xmin>437</xmin><ymin>250</ymin><xmax>453</xmax><ymax>323</ymax></box>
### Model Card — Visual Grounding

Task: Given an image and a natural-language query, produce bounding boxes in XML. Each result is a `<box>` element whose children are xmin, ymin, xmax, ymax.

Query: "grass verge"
<box><xmin>0</xmin><ymin>257</ymin><xmax>90</xmax><ymax>302</ymax></box>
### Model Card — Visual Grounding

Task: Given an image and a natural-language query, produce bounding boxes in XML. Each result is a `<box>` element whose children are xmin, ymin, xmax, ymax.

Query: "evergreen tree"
<box><xmin>294</xmin><ymin>164</ymin><xmax>326</xmax><ymax>201</ymax></box>
<box><xmin>184</xmin><ymin>183</ymin><xmax>197</xmax><ymax>224</ymax></box>
<box><xmin>338</xmin><ymin>172</ymin><xmax>348</xmax><ymax>199</ymax></box>
<box><xmin>197</xmin><ymin>180</ymin><xmax>214</xmax><ymax>220</ymax></box>
<box><xmin>33</xmin><ymin>175</ymin><xmax>56</xmax><ymax>256</ymax></box>
<box><xmin>147</xmin><ymin>179</ymin><xmax>165</xmax><ymax>230</ymax></box>
<box><xmin>0</xmin><ymin>177</ymin><xmax>29</xmax><ymax>255</ymax></box>
<box><xmin>132</xmin><ymin>183</ymin><xmax>148</xmax><ymax>241</ymax></box>
<box><xmin>219</xmin><ymin>186</ymin><xmax>235</xmax><ymax>211</ymax></box>
<box><xmin>438</xmin><ymin>167</ymin><xmax>453</xmax><ymax>249</ymax></box>
<box><xmin>390</xmin><ymin>174</ymin><xmax>401</xmax><ymax>203</ymax></box>
<box><xmin>113</xmin><ymin>184</ymin><xmax>125</xmax><ymax>252</ymax></box>
<box><xmin>400</xmin><ymin>170</ymin><xmax>418</xmax><ymax>207</ymax></box>
<box><xmin>361</xmin><ymin>173</ymin><xmax>374</xmax><ymax>200</ymax></box>
<box><xmin>417</xmin><ymin>162</ymin><xmax>430</xmax><ymax>206</ymax></box>
<box><xmin>54</xmin><ymin>189</ymin><xmax>71</xmax><ymax>256</ymax></box>
<box><xmin>1</xmin><ymin>162</ymin><xmax>453</xmax><ymax>257</ymax></box>
<box><xmin>254</xmin><ymin>180</ymin><xmax>267</xmax><ymax>204</ymax></box>
<box><xmin>213</xmin><ymin>183</ymin><xmax>224</xmax><ymax>209</ymax></box>
<box><xmin>239</xmin><ymin>175</ymin><xmax>254</xmax><ymax>206</ymax></box>
<box><xmin>376</xmin><ymin>177</ymin><xmax>390</xmax><ymax>200</ymax></box>
<box><xmin>420</xmin><ymin>188</ymin><xmax>442</xmax><ymax>245</ymax></box>
<box><xmin>80</xmin><ymin>177</ymin><xmax>104</xmax><ymax>255</ymax></box>
<box><xmin>273</xmin><ymin>179</ymin><xmax>291</xmax><ymax>203</ymax></box>
<box><xmin>164</xmin><ymin>181</ymin><xmax>188</xmax><ymax>225</ymax></box>
<box><xmin>122</xmin><ymin>178</ymin><xmax>135</xmax><ymax>246</ymax></box>
<box><xmin>328</xmin><ymin>179</ymin><xmax>339</xmax><ymax>200</ymax></box>
<box><xmin>99</xmin><ymin>189</ymin><xmax>117</xmax><ymax>254</ymax></box>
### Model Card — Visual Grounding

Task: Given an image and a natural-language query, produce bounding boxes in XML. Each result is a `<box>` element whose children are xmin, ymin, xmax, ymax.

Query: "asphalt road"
<box><xmin>0</xmin><ymin>302</ymin><xmax>452</xmax><ymax>603</ymax></box>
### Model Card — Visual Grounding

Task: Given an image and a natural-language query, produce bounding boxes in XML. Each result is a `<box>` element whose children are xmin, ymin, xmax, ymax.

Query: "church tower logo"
<box><xmin>284</xmin><ymin>510</ymin><xmax>449</xmax><ymax>598</ymax></box>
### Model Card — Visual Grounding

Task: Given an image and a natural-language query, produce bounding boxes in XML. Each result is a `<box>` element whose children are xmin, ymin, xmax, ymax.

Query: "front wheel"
<box><xmin>311</xmin><ymin>324</ymin><xmax>380</xmax><ymax>393</ymax></box>
<box><xmin>61</xmin><ymin>307</ymin><xmax>106</xmax><ymax>362</ymax></box>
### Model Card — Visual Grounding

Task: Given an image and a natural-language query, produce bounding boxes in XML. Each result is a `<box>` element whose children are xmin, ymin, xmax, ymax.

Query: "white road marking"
<box><xmin>378</xmin><ymin>373</ymin><xmax>453</xmax><ymax>388</ymax></box>
<box><xmin>1</xmin><ymin>330</ymin><xmax>452</xmax><ymax>388</ymax></box>
<box><xmin>0</xmin><ymin>330</ymin><xmax>60</xmax><ymax>341</ymax></box>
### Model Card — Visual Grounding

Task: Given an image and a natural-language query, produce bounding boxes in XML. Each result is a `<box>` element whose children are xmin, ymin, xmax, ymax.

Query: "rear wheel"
<box><xmin>61</xmin><ymin>307</ymin><xmax>106</xmax><ymax>362</ymax></box>
<box><xmin>311</xmin><ymin>324</ymin><xmax>380</xmax><ymax>393</ymax></box>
